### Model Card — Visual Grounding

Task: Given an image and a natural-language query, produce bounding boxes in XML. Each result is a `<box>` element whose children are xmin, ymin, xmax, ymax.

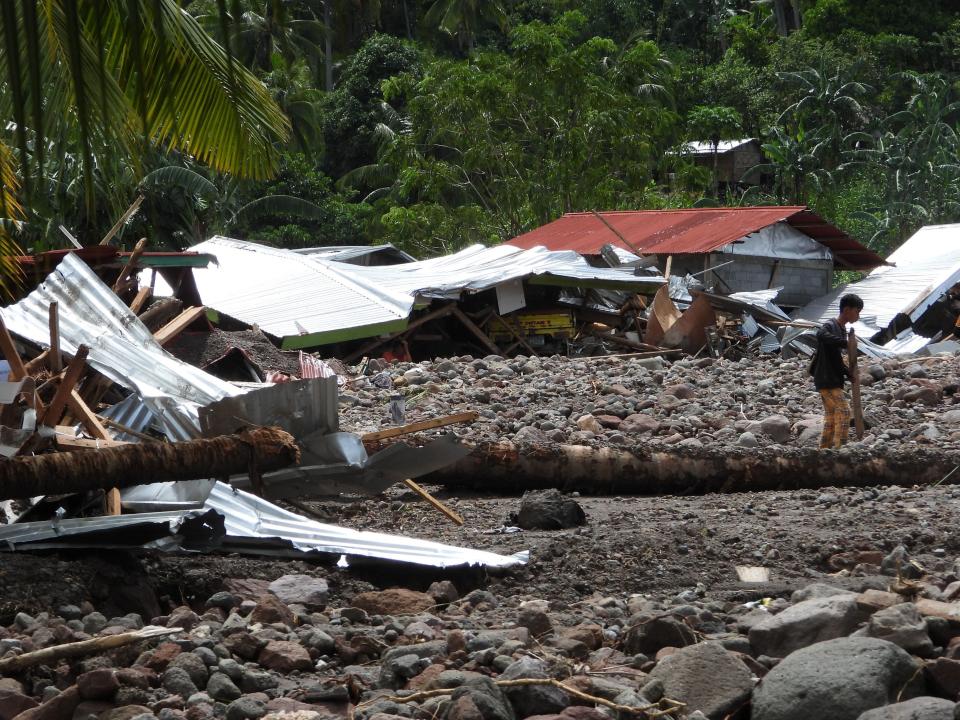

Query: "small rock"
<box><xmin>514</xmin><ymin>489</ymin><xmax>586</xmax><ymax>530</ymax></box>
<box><xmin>352</xmin><ymin>588</ymin><xmax>436</xmax><ymax>616</ymax></box>
<box><xmin>268</xmin><ymin>575</ymin><xmax>329</xmax><ymax>609</ymax></box>
<box><xmin>258</xmin><ymin>640</ymin><xmax>313</xmax><ymax>672</ymax></box>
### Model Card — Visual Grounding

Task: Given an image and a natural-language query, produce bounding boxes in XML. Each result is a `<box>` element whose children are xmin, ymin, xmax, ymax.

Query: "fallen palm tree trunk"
<box><xmin>0</xmin><ymin>426</ymin><xmax>299</xmax><ymax>500</ymax></box>
<box><xmin>426</xmin><ymin>441</ymin><xmax>960</xmax><ymax>494</ymax></box>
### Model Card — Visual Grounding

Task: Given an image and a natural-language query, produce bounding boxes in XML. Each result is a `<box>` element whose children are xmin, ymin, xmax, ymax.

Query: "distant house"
<box><xmin>684</xmin><ymin>138</ymin><xmax>765</xmax><ymax>186</ymax></box>
<box><xmin>507</xmin><ymin>206</ymin><xmax>885</xmax><ymax>307</ymax></box>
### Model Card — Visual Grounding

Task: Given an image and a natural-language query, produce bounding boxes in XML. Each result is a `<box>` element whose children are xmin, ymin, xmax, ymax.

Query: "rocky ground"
<box><xmin>338</xmin><ymin>352</ymin><xmax>960</xmax><ymax>451</ymax></box>
<box><xmin>6</xmin><ymin>352</ymin><xmax>960</xmax><ymax>720</ymax></box>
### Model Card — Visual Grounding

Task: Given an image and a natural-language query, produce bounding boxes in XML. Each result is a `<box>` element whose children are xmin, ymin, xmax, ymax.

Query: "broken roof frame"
<box><xmin>1</xmin><ymin>252</ymin><xmax>240</xmax><ymax>439</ymax></box>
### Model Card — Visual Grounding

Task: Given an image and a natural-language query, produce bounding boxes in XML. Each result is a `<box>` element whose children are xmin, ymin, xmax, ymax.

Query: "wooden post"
<box><xmin>451</xmin><ymin>306</ymin><xmax>502</xmax><ymax>356</ymax></box>
<box><xmin>40</xmin><ymin>345</ymin><xmax>89</xmax><ymax>427</ymax></box>
<box><xmin>402</xmin><ymin>479</ymin><xmax>464</xmax><ymax>525</ymax></box>
<box><xmin>664</xmin><ymin>255</ymin><xmax>673</xmax><ymax>280</ymax></box>
<box><xmin>129</xmin><ymin>286</ymin><xmax>152</xmax><ymax>314</ymax></box>
<box><xmin>48</xmin><ymin>302</ymin><xmax>62</xmax><ymax>373</ymax></box>
<box><xmin>113</xmin><ymin>237</ymin><xmax>148</xmax><ymax>292</ymax></box>
<box><xmin>100</xmin><ymin>194</ymin><xmax>145</xmax><ymax>246</ymax></box>
<box><xmin>847</xmin><ymin>328</ymin><xmax>865</xmax><ymax>440</ymax></box>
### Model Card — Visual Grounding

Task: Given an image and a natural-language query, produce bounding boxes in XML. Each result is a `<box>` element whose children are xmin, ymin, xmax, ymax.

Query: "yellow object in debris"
<box><xmin>489</xmin><ymin>311</ymin><xmax>576</xmax><ymax>338</ymax></box>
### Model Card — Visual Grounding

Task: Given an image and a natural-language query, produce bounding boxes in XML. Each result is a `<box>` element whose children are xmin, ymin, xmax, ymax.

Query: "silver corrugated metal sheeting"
<box><xmin>1</xmin><ymin>253</ymin><xmax>240</xmax><ymax>438</ymax></box>
<box><xmin>146</xmin><ymin>238</ymin><xmax>665</xmax><ymax>347</ymax></box>
<box><xmin>794</xmin><ymin>224</ymin><xmax>960</xmax><ymax>340</ymax></box>
<box><xmin>0</xmin><ymin>481</ymin><xmax>529</xmax><ymax>569</ymax></box>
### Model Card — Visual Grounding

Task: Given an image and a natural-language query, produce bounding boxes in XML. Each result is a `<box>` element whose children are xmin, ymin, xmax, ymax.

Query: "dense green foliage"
<box><xmin>9</xmin><ymin>0</ymin><xmax>960</xmax><ymax>258</ymax></box>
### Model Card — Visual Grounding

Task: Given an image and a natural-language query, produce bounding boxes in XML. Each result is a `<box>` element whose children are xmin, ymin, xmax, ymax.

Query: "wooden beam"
<box><xmin>402</xmin><ymin>479</ymin><xmax>464</xmax><ymax>525</ymax></box>
<box><xmin>96</xmin><ymin>413</ymin><xmax>160</xmax><ymax>443</ymax></box>
<box><xmin>847</xmin><ymin>329</ymin><xmax>865</xmax><ymax>440</ymax></box>
<box><xmin>490</xmin><ymin>311</ymin><xmax>539</xmax><ymax>357</ymax></box>
<box><xmin>99</xmin><ymin>194</ymin><xmax>144</xmax><ymax>246</ymax></box>
<box><xmin>56</xmin><ymin>435</ymin><xmax>129</xmax><ymax>451</ymax></box>
<box><xmin>66</xmin><ymin>389</ymin><xmax>123</xmax><ymax>514</ymax></box>
<box><xmin>0</xmin><ymin>314</ymin><xmax>27</xmax><ymax>381</ymax></box>
<box><xmin>129</xmin><ymin>286</ymin><xmax>152</xmax><ymax>314</ymax></box>
<box><xmin>48</xmin><ymin>302</ymin><xmax>62</xmax><ymax>373</ymax></box>
<box><xmin>153</xmin><ymin>306</ymin><xmax>206</xmax><ymax>346</ymax></box>
<box><xmin>22</xmin><ymin>349</ymin><xmax>51</xmax><ymax>376</ymax></box>
<box><xmin>451</xmin><ymin>306</ymin><xmax>501</xmax><ymax>355</ymax></box>
<box><xmin>361</xmin><ymin>411</ymin><xmax>478</xmax><ymax>443</ymax></box>
<box><xmin>589</xmin><ymin>210</ymin><xmax>644</xmax><ymax>257</ymax></box>
<box><xmin>113</xmin><ymin>237</ymin><xmax>148</xmax><ymax>292</ymax></box>
<box><xmin>343</xmin><ymin>303</ymin><xmax>456</xmax><ymax>364</ymax></box>
<box><xmin>40</xmin><ymin>345</ymin><xmax>89</xmax><ymax>427</ymax></box>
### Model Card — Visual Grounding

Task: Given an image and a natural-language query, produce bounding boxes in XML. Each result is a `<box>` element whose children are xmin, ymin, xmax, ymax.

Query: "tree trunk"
<box><xmin>424</xmin><ymin>441</ymin><xmax>960</xmax><ymax>495</ymax></box>
<box><xmin>325</xmin><ymin>0</ymin><xmax>334</xmax><ymax>91</ymax></box>
<box><xmin>0</xmin><ymin>427</ymin><xmax>300</xmax><ymax>500</ymax></box>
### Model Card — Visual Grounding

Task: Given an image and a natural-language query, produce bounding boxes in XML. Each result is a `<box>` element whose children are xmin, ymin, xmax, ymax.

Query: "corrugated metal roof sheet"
<box><xmin>340</xmin><ymin>244</ymin><xmax>665</xmax><ymax>301</ymax></box>
<box><xmin>1</xmin><ymin>253</ymin><xmax>239</xmax><ymax>439</ymax></box>
<box><xmin>506</xmin><ymin>207</ymin><xmax>884</xmax><ymax>270</ymax></box>
<box><xmin>794</xmin><ymin>224</ymin><xmax>960</xmax><ymax>337</ymax></box>
<box><xmin>183</xmin><ymin>237</ymin><xmax>414</xmax><ymax>346</ymax></box>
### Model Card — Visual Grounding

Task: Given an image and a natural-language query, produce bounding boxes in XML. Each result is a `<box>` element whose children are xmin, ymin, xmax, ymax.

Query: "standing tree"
<box><xmin>687</xmin><ymin>105</ymin><xmax>743</xmax><ymax>198</ymax></box>
<box><xmin>424</xmin><ymin>0</ymin><xmax>509</xmax><ymax>54</ymax></box>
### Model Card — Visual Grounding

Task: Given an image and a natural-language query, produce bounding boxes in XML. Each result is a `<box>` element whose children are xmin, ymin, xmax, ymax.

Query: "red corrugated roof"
<box><xmin>506</xmin><ymin>207</ymin><xmax>884</xmax><ymax>270</ymax></box>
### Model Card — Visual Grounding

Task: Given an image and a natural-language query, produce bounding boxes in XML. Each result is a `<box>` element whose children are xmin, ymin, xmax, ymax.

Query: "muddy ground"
<box><xmin>3</xmin><ymin>480</ymin><xmax>958</xmax><ymax>624</ymax></box>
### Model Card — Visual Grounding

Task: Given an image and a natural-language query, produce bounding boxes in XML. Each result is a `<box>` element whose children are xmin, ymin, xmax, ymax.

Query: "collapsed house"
<box><xmin>143</xmin><ymin>237</ymin><xmax>666</xmax><ymax>359</ymax></box>
<box><xmin>507</xmin><ymin>206</ymin><xmax>884</xmax><ymax>307</ymax></box>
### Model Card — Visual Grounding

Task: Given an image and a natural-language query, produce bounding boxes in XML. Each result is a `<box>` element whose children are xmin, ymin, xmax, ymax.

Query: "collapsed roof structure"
<box><xmin>795</xmin><ymin>224</ymin><xmax>960</xmax><ymax>344</ymax></box>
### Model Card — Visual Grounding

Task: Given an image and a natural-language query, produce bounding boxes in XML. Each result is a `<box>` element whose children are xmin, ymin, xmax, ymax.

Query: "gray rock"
<box><xmin>268</xmin><ymin>574</ymin><xmax>329</xmax><ymax>609</ymax></box>
<box><xmin>305</xmin><ymin>628</ymin><xmax>336</xmax><ymax>654</ymax></box>
<box><xmin>864</xmin><ymin>603</ymin><xmax>935</xmax><ymax>657</ymax></box>
<box><xmin>517</xmin><ymin>605</ymin><xmax>553</xmax><ymax>637</ymax></box>
<box><xmin>169</xmin><ymin>652</ymin><xmax>209</xmax><ymax>689</ymax></box>
<box><xmin>161</xmin><ymin>667</ymin><xmax>199</xmax><ymax>699</ymax></box>
<box><xmin>378</xmin><ymin>640</ymin><xmax>448</xmax><ymax>689</ymax></box>
<box><xmin>649</xmin><ymin>641</ymin><xmax>753</xmax><ymax>719</ymax></box>
<box><xmin>752</xmin><ymin>637</ymin><xmax>922</xmax><ymax>720</ymax></box>
<box><xmin>790</xmin><ymin>584</ymin><xmax>856</xmax><ymax>603</ymax></box>
<box><xmin>225</xmin><ymin>696</ymin><xmax>266</xmax><ymax>720</ymax></box>
<box><xmin>738</xmin><ymin>432</ymin><xmax>758</xmax><ymax>448</ymax></box>
<box><xmin>500</xmin><ymin>656</ymin><xmax>568</xmax><ymax>717</ymax></box>
<box><xmin>443</xmin><ymin>676</ymin><xmax>517</xmax><ymax>720</ymax></box>
<box><xmin>239</xmin><ymin>668</ymin><xmax>278</xmax><ymax>693</ymax></box>
<box><xmin>760</xmin><ymin>415</ymin><xmax>791</xmax><ymax>443</ymax></box>
<box><xmin>623</xmin><ymin>616</ymin><xmax>697</xmax><ymax>655</ymax></box>
<box><xmin>856</xmin><ymin>697</ymin><xmax>955</xmax><ymax>720</ymax></box>
<box><xmin>749</xmin><ymin>594</ymin><xmax>869</xmax><ymax>658</ymax></box>
<box><xmin>206</xmin><ymin>672</ymin><xmax>242</xmax><ymax>703</ymax></box>
<box><xmin>514</xmin><ymin>489</ymin><xmax>586</xmax><ymax>530</ymax></box>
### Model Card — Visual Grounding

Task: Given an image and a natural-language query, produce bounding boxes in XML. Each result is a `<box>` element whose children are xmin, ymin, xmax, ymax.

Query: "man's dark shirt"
<box><xmin>813</xmin><ymin>318</ymin><xmax>849</xmax><ymax>389</ymax></box>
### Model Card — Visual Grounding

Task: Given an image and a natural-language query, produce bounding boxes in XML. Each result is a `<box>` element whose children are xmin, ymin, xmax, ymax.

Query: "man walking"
<box><xmin>812</xmin><ymin>293</ymin><xmax>863</xmax><ymax>449</ymax></box>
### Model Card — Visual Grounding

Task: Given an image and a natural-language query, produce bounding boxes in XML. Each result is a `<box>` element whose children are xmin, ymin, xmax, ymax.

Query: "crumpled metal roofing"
<box><xmin>339</xmin><ymin>243</ymin><xmax>665</xmax><ymax>302</ymax></box>
<box><xmin>0</xmin><ymin>481</ymin><xmax>528</xmax><ymax>569</ymax></box>
<box><xmin>794</xmin><ymin>224</ymin><xmax>960</xmax><ymax>338</ymax></box>
<box><xmin>507</xmin><ymin>207</ymin><xmax>884</xmax><ymax>270</ymax></box>
<box><xmin>176</xmin><ymin>237</ymin><xmax>415</xmax><ymax>346</ymax></box>
<box><xmin>153</xmin><ymin>238</ymin><xmax>664</xmax><ymax>347</ymax></box>
<box><xmin>1</xmin><ymin>253</ymin><xmax>239</xmax><ymax>438</ymax></box>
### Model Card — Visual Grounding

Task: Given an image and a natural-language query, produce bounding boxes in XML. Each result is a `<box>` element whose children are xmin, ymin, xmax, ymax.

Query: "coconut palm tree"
<box><xmin>0</xmin><ymin>1</ymin><xmax>291</xmax><ymax>225</ymax></box>
<box><xmin>424</xmin><ymin>0</ymin><xmax>509</xmax><ymax>54</ymax></box>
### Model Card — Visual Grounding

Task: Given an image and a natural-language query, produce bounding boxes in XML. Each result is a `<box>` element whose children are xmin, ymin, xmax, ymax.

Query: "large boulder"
<box><xmin>443</xmin><ymin>676</ymin><xmax>516</xmax><ymax>720</ymax></box>
<box><xmin>749</xmin><ymin>595</ymin><xmax>869</xmax><ymax>658</ymax></box>
<box><xmin>514</xmin><ymin>490</ymin><xmax>586</xmax><ymax>530</ymax></box>
<box><xmin>649</xmin><ymin>641</ymin><xmax>753</xmax><ymax>719</ymax></box>
<box><xmin>752</xmin><ymin>637</ymin><xmax>923</xmax><ymax>720</ymax></box>
<box><xmin>855</xmin><ymin>697</ymin><xmax>955</xmax><ymax>720</ymax></box>
<box><xmin>623</xmin><ymin>616</ymin><xmax>696</xmax><ymax>656</ymax></box>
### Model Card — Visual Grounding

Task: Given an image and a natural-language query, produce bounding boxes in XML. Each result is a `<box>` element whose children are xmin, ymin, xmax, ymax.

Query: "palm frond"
<box><xmin>231</xmin><ymin>194</ymin><xmax>326</xmax><ymax>225</ymax></box>
<box><xmin>0</xmin><ymin>141</ymin><xmax>26</xmax><ymax>300</ymax></box>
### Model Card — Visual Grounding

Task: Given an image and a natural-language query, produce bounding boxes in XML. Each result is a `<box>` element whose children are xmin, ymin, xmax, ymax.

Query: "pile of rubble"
<box><xmin>6</xmin><ymin>541</ymin><xmax>960</xmax><ymax>720</ymax></box>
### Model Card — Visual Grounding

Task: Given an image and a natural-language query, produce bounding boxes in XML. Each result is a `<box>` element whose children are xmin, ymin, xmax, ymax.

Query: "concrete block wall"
<box><xmin>655</xmin><ymin>253</ymin><xmax>832</xmax><ymax>308</ymax></box>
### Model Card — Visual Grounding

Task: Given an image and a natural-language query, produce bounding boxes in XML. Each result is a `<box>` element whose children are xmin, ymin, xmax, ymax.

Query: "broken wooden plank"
<box><xmin>40</xmin><ymin>345</ymin><xmax>89</xmax><ymax>427</ymax></box>
<box><xmin>153</xmin><ymin>306</ymin><xmax>206</xmax><ymax>346</ymax></box>
<box><xmin>66</xmin><ymin>389</ymin><xmax>122</xmax><ymax>514</ymax></box>
<box><xmin>0</xmin><ymin>426</ymin><xmax>300</xmax><ymax>500</ymax></box>
<box><xmin>361</xmin><ymin>411</ymin><xmax>479</xmax><ymax>443</ymax></box>
<box><xmin>129</xmin><ymin>286</ymin><xmax>152</xmax><ymax>314</ymax></box>
<box><xmin>55</xmin><ymin>435</ymin><xmax>129</xmax><ymax>451</ymax></box>
<box><xmin>96</xmin><ymin>413</ymin><xmax>160</xmax><ymax>443</ymax></box>
<box><xmin>22</xmin><ymin>349</ymin><xmax>51</xmax><ymax>376</ymax></box>
<box><xmin>403</xmin><ymin>478</ymin><xmax>464</xmax><ymax>525</ymax></box>
<box><xmin>99</xmin><ymin>194</ymin><xmax>145</xmax><ymax>246</ymax></box>
<box><xmin>451</xmin><ymin>306</ymin><xmax>501</xmax><ymax>356</ymax></box>
<box><xmin>48</xmin><ymin>301</ymin><xmax>62</xmax><ymax>373</ymax></box>
<box><xmin>113</xmin><ymin>237</ymin><xmax>148</xmax><ymax>292</ymax></box>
